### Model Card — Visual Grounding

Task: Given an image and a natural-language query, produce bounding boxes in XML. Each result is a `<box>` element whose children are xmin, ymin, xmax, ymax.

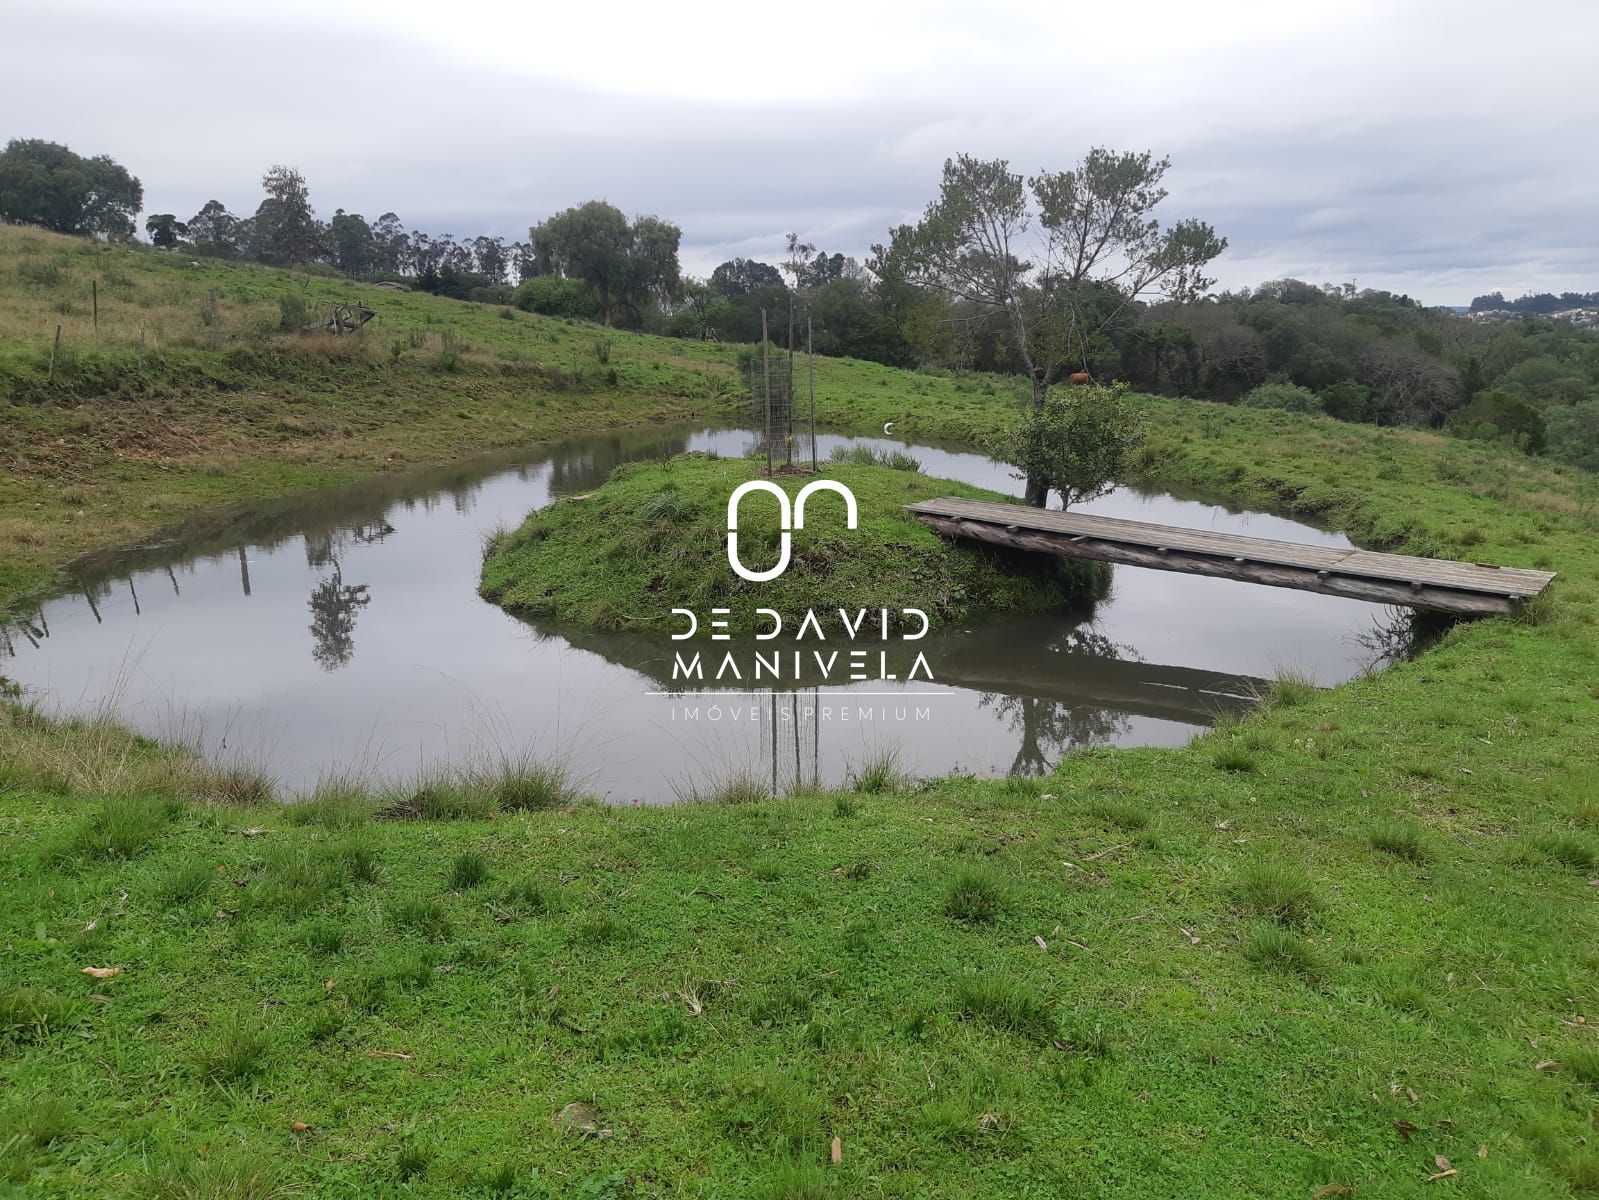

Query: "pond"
<box><xmin>0</xmin><ymin>423</ymin><xmax>1415</xmax><ymax>800</ymax></box>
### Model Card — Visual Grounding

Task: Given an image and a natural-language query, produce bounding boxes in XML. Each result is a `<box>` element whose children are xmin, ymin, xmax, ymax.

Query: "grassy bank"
<box><xmin>4</xmin><ymin>605</ymin><xmax>1599</xmax><ymax>1197</ymax></box>
<box><xmin>0</xmin><ymin>225</ymin><xmax>749</xmax><ymax>604</ymax></box>
<box><xmin>5</xmin><ymin>229</ymin><xmax>1599</xmax><ymax>1196</ymax></box>
<box><xmin>479</xmin><ymin>453</ymin><xmax>1103</xmax><ymax>633</ymax></box>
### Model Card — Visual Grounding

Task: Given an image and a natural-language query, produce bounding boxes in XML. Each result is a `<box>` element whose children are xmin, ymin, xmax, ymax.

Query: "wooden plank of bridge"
<box><xmin>905</xmin><ymin>497</ymin><xmax>1556</xmax><ymax>617</ymax></box>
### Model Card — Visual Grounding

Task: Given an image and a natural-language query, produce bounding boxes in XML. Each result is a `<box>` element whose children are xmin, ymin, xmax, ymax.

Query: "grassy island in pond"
<box><xmin>479</xmin><ymin>453</ymin><xmax>1106</xmax><ymax>633</ymax></box>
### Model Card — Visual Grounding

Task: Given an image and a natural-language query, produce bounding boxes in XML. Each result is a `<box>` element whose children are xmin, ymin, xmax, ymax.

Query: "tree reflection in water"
<box><xmin>303</xmin><ymin>520</ymin><xmax>392</xmax><ymax>671</ymax></box>
<box><xmin>307</xmin><ymin>569</ymin><xmax>372</xmax><ymax>671</ymax></box>
<box><xmin>978</xmin><ymin>625</ymin><xmax>1135</xmax><ymax>775</ymax></box>
<box><xmin>1354</xmin><ymin>606</ymin><xmax>1443</xmax><ymax>669</ymax></box>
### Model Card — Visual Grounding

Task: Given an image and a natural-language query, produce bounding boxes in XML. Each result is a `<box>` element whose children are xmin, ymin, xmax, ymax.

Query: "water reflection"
<box><xmin>302</xmin><ymin>520</ymin><xmax>391</xmax><ymax>671</ymax></box>
<box><xmin>0</xmin><ymin>423</ymin><xmax>1415</xmax><ymax>798</ymax></box>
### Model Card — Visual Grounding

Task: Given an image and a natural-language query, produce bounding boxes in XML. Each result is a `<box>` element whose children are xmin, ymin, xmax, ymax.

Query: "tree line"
<box><xmin>3</xmin><ymin>136</ymin><xmax>1596</xmax><ymax>474</ymax></box>
<box><xmin>1470</xmin><ymin>290</ymin><xmax>1599</xmax><ymax>315</ymax></box>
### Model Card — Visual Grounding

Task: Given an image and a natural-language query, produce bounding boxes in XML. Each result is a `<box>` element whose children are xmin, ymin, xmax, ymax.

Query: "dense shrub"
<box><xmin>1239</xmin><ymin>381</ymin><xmax>1321</xmax><ymax>414</ymax></box>
<box><xmin>1446</xmin><ymin>390</ymin><xmax>1548</xmax><ymax>453</ymax></box>
<box><xmin>514</xmin><ymin>276</ymin><xmax>603</xmax><ymax>321</ymax></box>
<box><xmin>1547</xmin><ymin>400</ymin><xmax>1599</xmax><ymax>472</ymax></box>
<box><xmin>1319</xmin><ymin>379</ymin><xmax>1374</xmax><ymax>422</ymax></box>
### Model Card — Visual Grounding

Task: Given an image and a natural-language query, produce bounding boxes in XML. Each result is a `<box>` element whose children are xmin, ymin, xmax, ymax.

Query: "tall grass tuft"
<box><xmin>1085</xmin><ymin>799</ymin><xmax>1149</xmax><ymax>830</ymax></box>
<box><xmin>1262</xmin><ymin>667</ymin><xmax>1319</xmax><ymax>709</ymax></box>
<box><xmin>390</xmin><ymin>898</ymin><xmax>453</xmax><ymax>940</ymax></box>
<box><xmin>1212</xmin><ymin>744</ymin><xmax>1256</xmax><ymax>773</ymax></box>
<box><xmin>1368</xmin><ymin>821</ymin><xmax>1430</xmax><ymax>863</ymax></box>
<box><xmin>377</xmin><ymin>772</ymin><xmax>494</xmax><ymax>821</ymax></box>
<box><xmin>953</xmin><ymin>977</ymin><xmax>1055</xmax><ymax>1041</ymax></box>
<box><xmin>848</xmin><ymin>747</ymin><xmax>908</xmax><ymax>795</ymax></box>
<box><xmin>1563</xmin><ymin>1046</ymin><xmax>1599</xmax><ymax>1086</ymax></box>
<box><xmin>249</xmin><ymin>835</ymin><xmax>377</xmax><ymax>914</ymax></box>
<box><xmin>145</xmin><ymin>1152</ymin><xmax>286</xmax><ymax>1200</ymax></box>
<box><xmin>0</xmin><ymin>988</ymin><xmax>82</xmax><ymax>1043</ymax></box>
<box><xmin>944</xmin><ymin>868</ymin><xmax>1003</xmax><ymax>923</ymax></box>
<box><xmin>1532</xmin><ymin>834</ymin><xmax>1598</xmax><ymax>871</ymax></box>
<box><xmin>480</xmin><ymin>754</ymin><xmax>579</xmax><ymax>812</ymax></box>
<box><xmin>829</xmin><ymin>443</ymin><xmax>921</xmax><ymax>471</ymax></box>
<box><xmin>448</xmin><ymin>850</ymin><xmax>489</xmax><ymax>890</ymax></box>
<box><xmin>1236</xmin><ymin>863</ymin><xmax>1318</xmax><ymax>926</ymax></box>
<box><xmin>676</xmin><ymin>765</ymin><xmax>770</xmax><ymax>805</ymax></box>
<box><xmin>641</xmin><ymin>486</ymin><xmax>692</xmax><ymax>524</ymax></box>
<box><xmin>196</xmin><ymin>1018</ymin><xmax>272</xmax><ymax>1084</ymax></box>
<box><xmin>285</xmin><ymin>780</ymin><xmax>374</xmax><ymax>827</ymax></box>
<box><xmin>1243</xmin><ymin>926</ymin><xmax>1321</xmax><ymax>976</ymax></box>
<box><xmin>45</xmin><ymin>796</ymin><xmax>176</xmax><ymax>866</ymax></box>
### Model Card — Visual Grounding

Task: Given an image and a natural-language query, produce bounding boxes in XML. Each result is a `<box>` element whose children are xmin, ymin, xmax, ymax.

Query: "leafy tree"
<box><xmin>811</xmin><ymin>277</ymin><xmax>909</xmax><ymax>364</ymax></box>
<box><xmin>144</xmin><ymin>213</ymin><xmax>187</xmax><ymax>248</ymax></box>
<box><xmin>780</xmin><ymin>233</ymin><xmax>816</xmax><ymax>291</ymax></box>
<box><xmin>879</xmin><ymin>149</ymin><xmax>1223</xmax><ymax>503</ymax></box>
<box><xmin>708</xmin><ymin>282</ymin><xmax>791</xmax><ymax>344</ymax></box>
<box><xmin>430</xmin><ymin>263</ymin><xmax>490</xmax><ymax>301</ymax></box>
<box><xmin>1319</xmin><ymin>379</ymin><xmax>1374</xmax><ymax>422</ymax></box>
<box><xmin>510</xmin><ymin>241</ymin><xmax>538</xmax><ymax>283</ymax></box>
<box><xmin>472</xmin><ymin>236</ymin><xmax>508</xmax><ymax>284</ymax></box>
<box><xmin>1447</xmin><ymin>391</ymin><xmax>1548</xmax><ymax>453</ymax></box>
<box><xmin>664</xmin><ymin>278</ymin><xmax>731</xmax><ymax>341</ymax></box>
<box><xmin>252</xmin><ymin>165</ymin><xmax>325</xmax><ymax>264</ymax></box>
<box><xmin>709</xmin><ymin>257</ymin><xmax>784</xmax><ymax>299</ymax></box>
<box><xmin>370</xmin><ymin>212</ymin><xmax>410</xmax><ymax>274</ymax></box>
<box><xmin>1350</xmin><ymin>338</ymin><xmax>1463</xmax><ymax>426</ymax></box>
<box><xmin>1119</xmin><ymin>320</ymin><xmax>1200</xmax><ymax>396</ymax></box>
<box><xmin>795</xmin><ymin>250</ymin><xmax>849</xmax><ymax>291</ymax></box>
<box><xmin>329</xmin><ymin>209</ymin><xmax>374</xmax><ymax>275</ymax></box>
<box><xmin>410</xmin><ymin>232</ymin><xmax>472</xmax><ymax>281</ymax></box>
<box><xmin>1546</xmin><ymin>401</ymin><xmax>1599</xmax><ymax>472</ymax></box>
<box><xmin>186</xmin><ymin>200</ymin><xmax>243</xmax><ymax>256</ymax></box>
<box><xmin>529</xmin><ymin>201</ymin><xmax>681</xmax><ymax>327</ymax></box>
<box><xmin>0</xmin><ymin>139</ymin><xmax>142</xmax><ymax>237</ymax></box>
<box><xmin>411</xmin><ymin>231</ymin><xmax>443</xmax><ymax>277</ymax></box>
<box><xmin>1001</xmin><ymin>383</ymin><xmax>1145</xmax><ymax>509</ymax></box>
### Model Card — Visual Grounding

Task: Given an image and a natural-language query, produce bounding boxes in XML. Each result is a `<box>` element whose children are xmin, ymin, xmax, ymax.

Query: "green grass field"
<box><xmin>4</xmin><ymin>231</ymin><xmax>1599</xmax><ymax>1197</ymax></box>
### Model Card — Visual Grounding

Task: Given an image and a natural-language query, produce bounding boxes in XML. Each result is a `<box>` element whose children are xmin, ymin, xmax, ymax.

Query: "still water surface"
<box><xmin>0</xmin><ymin>424</ymin><xmax>1411</xmax><ymax>799</ymax></box>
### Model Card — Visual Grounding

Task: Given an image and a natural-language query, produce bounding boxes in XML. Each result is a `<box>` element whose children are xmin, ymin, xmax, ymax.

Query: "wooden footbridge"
<box><xmin>906</xmin><ymin>498</ymin><xmax>1556</xmax><ymax>616</ymax></box>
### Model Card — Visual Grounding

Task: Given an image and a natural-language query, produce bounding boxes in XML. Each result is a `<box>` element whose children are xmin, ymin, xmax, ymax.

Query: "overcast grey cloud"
<box><xmin>6</xmin><ymin>0</ymin><xmax>1597</xmax><ymax>304</ymax></box>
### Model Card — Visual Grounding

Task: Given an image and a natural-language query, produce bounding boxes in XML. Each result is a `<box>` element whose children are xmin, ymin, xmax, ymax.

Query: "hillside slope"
<box><xmin>5</xmin><ymin>227</ymin><xmax>1599</xmax><ymax>1195</ymax></box>
<box><xmin>0</xmin><ymin>225</ymin><xmax>1024</xmax><ymax>604</ymax></box>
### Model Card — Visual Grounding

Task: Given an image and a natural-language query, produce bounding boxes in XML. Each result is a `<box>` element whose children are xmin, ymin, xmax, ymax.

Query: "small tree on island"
<box><xmin>877</xmin><ymin>148</ymin><xmax>1223</xmax><ymax>504</ymax></box>
<box><xmin>1002</xmin><ymin>382</ymin><xmax>1145</xmax><ymax>510</ymax></box>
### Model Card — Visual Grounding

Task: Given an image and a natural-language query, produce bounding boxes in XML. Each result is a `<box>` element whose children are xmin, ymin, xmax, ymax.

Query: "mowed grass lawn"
<box><xmin>3</xmin><ymin>640</ymin><xmax>1599</xmax><ymax>1199</ymax></box>
<box><xmin>4</xmin><ymin>230</ymin><xmax>1599</xmax><ymax>1195</ymax></box>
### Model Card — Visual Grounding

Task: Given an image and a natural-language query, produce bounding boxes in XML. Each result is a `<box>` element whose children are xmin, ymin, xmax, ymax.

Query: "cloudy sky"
<box><xmin>8</xmin><ymin>0</ymin><xmax>1597</xmax><ymax>304</ymax></box>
